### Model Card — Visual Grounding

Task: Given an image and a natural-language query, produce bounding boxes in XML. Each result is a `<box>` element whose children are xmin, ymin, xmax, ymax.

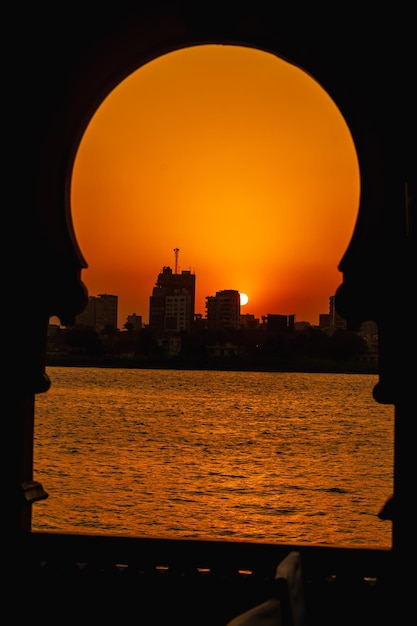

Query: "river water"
<box><xmin>32</xmin><ymin>367</ymin><xmax>394</xmax><ymax>548</ymax></box>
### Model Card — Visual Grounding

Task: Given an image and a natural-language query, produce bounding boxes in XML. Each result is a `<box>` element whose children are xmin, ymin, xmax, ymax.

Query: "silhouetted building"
<box><xmin>125</xmin><ymin>313</ymin><xmax>142</xmax><ymax>331</ymax></box>
<box><xmin>76</xmin><ymin>294</ymin><xmax>118</xmax><ymax>332</ymax></box>
<box><xmin>149</xmin><ymin>266</ymin><xmax>196</xmax><ymax>332</ymax></box>
<box><xmin>329</xmin><ymin>295</ymin><xmax>347</xmax><ymax>332</ymax></box>
<box><xmin>266</xmin><ymin>314</ymin><xmax>295</xmax><ymax>333</ymax></box>
<box><xmin>206</xmin><ymin>289</ymin><xmax>241</xmax><ymax>330</ymax></box>
<box><xmin>240</xmin><ymin>313</ymin><xmax>260</xmax><ymax>330</ymax></box>
<box><xmin>295</xmin><ymin>321</ymin><xmax>311</xmax><ymax>331</ymax></box>
<box><xmin>319</xmin><ymin>313</ymin><xmax>331</xmax><ymax>332</ymax></box>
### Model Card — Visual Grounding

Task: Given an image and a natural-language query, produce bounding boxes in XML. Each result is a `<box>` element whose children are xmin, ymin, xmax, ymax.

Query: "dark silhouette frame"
<box><xmin>10</xmin><ymin>4</ymin><xmax>414</xmax><ymax>623</ymax></box>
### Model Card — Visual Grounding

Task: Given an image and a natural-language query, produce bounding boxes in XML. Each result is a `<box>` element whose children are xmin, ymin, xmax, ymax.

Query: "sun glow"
<box><xmin>240</xmin><ymin>293</ymin><xmax>249</xmax><ymax>306</ymax></box>
<box><xmin>71</xmin><ymin>44</ymin><xmax>359</xmax><ymax>327</ymax></box>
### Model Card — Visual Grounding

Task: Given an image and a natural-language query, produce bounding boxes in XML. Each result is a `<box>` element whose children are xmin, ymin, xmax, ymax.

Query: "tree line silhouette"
<box><xmin>47</xmin><ymin>322</ymin><xmax>377</xmax><ymax>373</ymax></box>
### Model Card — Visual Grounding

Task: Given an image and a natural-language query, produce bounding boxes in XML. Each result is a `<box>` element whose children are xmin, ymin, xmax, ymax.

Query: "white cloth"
<box><xmin>275</xmin><ymin>551</ymin><xmax>306</xmax><ymax>626</ymax></box>
<box><xmin>225</xmin><ymin>551</ymin><xmax>306</xmax><ymax>626</ymax></box>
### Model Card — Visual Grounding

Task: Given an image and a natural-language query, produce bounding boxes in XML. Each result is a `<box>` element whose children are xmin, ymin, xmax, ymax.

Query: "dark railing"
<box><xmin>19</xmin><ymin>532</ymin><xmax>394</xmax><ymax>625</ymax></box>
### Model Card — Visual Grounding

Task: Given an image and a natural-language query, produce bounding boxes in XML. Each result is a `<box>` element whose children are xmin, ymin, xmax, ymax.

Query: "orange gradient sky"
<box><xmin>70</xmin><ymin>44</ymin><xmax>360</xmax><ymax>328</ymax></box>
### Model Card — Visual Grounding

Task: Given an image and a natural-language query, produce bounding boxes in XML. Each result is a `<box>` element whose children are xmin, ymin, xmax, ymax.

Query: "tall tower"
<box><xmin>174</xmin><ymin>248</ymin><xmax>179</xmax><ymax>274</ymax></box>
<box><xmin>149</xmin><ymin>256</ymin><xmax>196</xmax><ymax>333</ymax></box>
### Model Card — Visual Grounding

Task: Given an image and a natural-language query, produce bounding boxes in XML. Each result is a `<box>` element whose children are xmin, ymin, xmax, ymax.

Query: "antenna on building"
<box><xmin>174</xmin><ymin>248</ymin><xmax>180</xmax><ymax>274</ymax></box>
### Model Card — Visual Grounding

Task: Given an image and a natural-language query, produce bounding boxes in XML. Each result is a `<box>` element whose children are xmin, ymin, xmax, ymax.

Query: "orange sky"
<box><xmin>70</xmin><ymin>44</ymin><xmax>360</xmax><ymax>328</ymax></box>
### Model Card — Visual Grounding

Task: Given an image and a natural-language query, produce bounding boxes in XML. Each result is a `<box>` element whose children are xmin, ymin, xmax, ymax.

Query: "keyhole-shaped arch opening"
<box><xmin>69</xmin><ymin>44</ymin><xmax>360</xmax><ymax>328</ymax></box>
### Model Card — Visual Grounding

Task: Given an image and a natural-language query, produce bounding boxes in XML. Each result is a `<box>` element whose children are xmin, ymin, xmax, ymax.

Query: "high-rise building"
<box><xmin>206</xmin><ymin>289</ymin><xmax>241</xmax><ymax>330</ymax></box>
<box><xmin>149</xmin><ymin>266</ymin><xmax>196</xmax><ymax>332</ymax></box>
<box><xmin>76</xmin><ymin>294</ymin><xmax>118</xmax><ymax>332</ymax></box>
<box><xmin>329</xmin><ymin>295</ymin><xmax>347</xmax><ymax>332</ymax></box>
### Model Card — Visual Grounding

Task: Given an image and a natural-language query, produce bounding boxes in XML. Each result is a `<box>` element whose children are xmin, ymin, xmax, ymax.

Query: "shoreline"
<box><xmin>45</xmin><ymin>354</ymin><xmax>379</xmax><ymax>375</ymax></box>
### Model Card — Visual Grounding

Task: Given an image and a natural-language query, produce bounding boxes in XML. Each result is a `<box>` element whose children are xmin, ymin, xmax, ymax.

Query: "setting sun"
<box><xmin>71</xmin><ymin>44</ymin><xmax>360</xmax><ymax>328</ymax></box>
<box><xmin>240</xmin><ymin>293</ymin><xmax>249</xmax><ymax>306</ymax></box>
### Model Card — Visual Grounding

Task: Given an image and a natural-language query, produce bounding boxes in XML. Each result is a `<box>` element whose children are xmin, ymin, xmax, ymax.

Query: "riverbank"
<box><xmin>45</xmin><ymin>353</ymin><xmax>379</xmax><ymax>374</ymax></box>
